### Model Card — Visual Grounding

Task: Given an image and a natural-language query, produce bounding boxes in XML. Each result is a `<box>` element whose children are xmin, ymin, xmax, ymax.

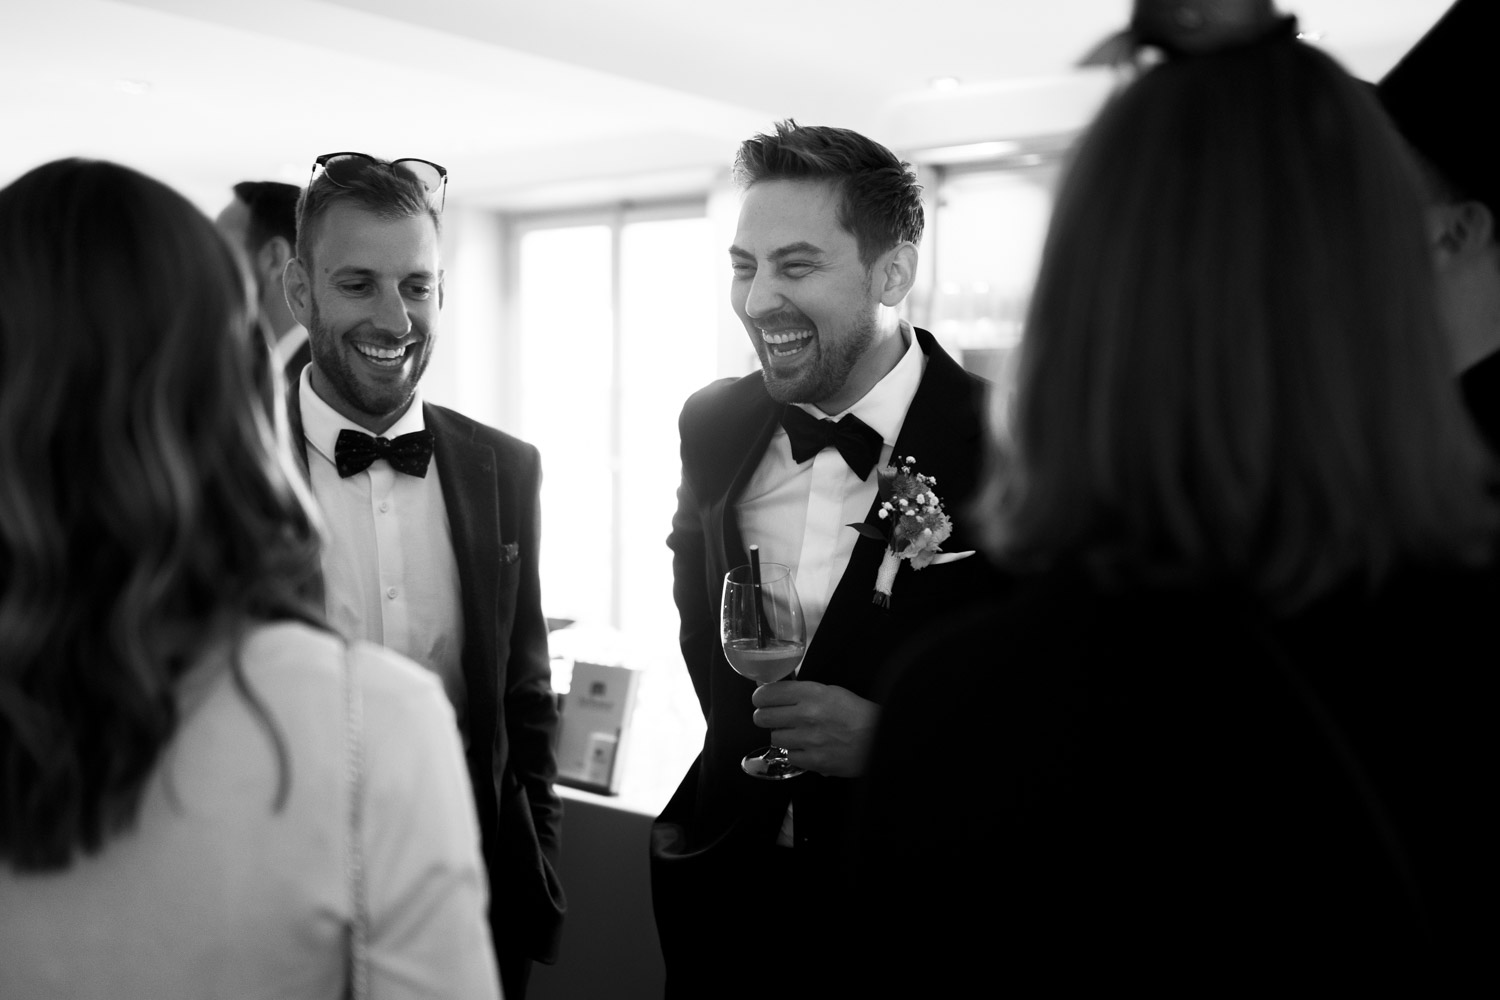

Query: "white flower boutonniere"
<box><xmin>847</xmin><ymin>456</ymin><xmax>953</xmax><ymax>608</ymax></box>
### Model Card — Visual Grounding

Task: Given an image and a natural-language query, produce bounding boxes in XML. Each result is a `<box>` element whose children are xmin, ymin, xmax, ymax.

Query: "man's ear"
<box><xmin>256</xmin><ymin>236</ymin><xmax>293</xmax><ymax>283</ymax></box>
<box><xmin>877</xmin><ymin>242</ymin><xmax>918</xmax><ymax>307</ymax></box>
<box><xmin>283</xmin><ymin>257</ymin><xmax>312</xmax><ymax>326</ymax></box>
<box><xmin>1431</xmin><ymin>200</ymin><xmax>1495</xmax><ymax>264</ymax></box>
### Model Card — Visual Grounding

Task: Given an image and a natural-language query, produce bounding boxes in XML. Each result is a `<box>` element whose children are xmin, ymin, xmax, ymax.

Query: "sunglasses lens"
<box><xmin>322</xmin><ymin>153</ymin><xmax>374</xmax><ymax>184</ymax></box>
<box><xmin>392</xmin><ymin>159</ymin><xmax>445</xmax><ymax>197</ymax></box>
<box><xmin>313</xmin><ymin>154</ymin><xmax>446</xmax><ymax>210</ymax></box>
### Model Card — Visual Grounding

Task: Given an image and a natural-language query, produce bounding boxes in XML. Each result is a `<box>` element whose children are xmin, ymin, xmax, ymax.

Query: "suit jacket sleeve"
<box><xmin>668</xmin><ymin>400</ymin><xmax>715</xmax><ymax>721</ymax></box>
<box><xmin>504</xmin><ymin>444</ymin><xmax>562</xmax><ymax>863</ymax></box>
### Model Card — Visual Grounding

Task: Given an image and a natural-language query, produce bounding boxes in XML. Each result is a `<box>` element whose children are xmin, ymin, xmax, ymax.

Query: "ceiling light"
<box><xmin>929</xmin><ymin>76</ymin><xmax>962</xmax><ymax>92</ymax></box>
<box><xmin>112</xmin><ymin>79</ymin><xmax>152</xmax><ymax>96</ymax></box>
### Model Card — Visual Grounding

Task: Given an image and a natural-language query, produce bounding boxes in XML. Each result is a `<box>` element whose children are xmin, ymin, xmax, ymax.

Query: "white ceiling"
<box><xmin>1</xmin><ymin>0</ymin><xmax>1453</xmax><ymax>214</ymax></box>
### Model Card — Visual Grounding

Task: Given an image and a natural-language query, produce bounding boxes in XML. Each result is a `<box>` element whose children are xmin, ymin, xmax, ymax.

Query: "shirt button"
<box><xmin>379</xmin><ymin>501</ymin><xmax>390</xmax><ymax>513</ymax></box>
<box><xmin>386</xmin><ymin>587</ymin><xmax>398</xmax><ymax>600</ymax></box>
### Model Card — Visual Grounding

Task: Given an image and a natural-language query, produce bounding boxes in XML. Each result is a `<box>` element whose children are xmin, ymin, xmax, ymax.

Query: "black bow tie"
<box><xmin>779</xmin><ymin>406</ymin><xmax>883</xmax><ymax>480</ymax></box>
<box><xmin>334</xmin><ymin>428</ymin><xmax>434</xmax><ymax>478</ymax></box>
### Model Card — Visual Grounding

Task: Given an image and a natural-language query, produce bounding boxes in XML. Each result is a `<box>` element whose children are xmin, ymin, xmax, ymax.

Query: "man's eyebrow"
<box><xmin>328</xmin><ymin>266</ymin><xmax>378</xmax><ymax>279</ymax></box>
<box><xmin>327</xmin><ymin>266</ymin><xmax>437</xmax><ymax>281</ymax></box>
<box><xmin>727</xmin><ymin>241</ymin><xmax>827</xmax><ymax>261</ymax></box>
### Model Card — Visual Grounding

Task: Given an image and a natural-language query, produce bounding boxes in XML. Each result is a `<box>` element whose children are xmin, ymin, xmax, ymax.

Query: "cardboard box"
<box><xmin>556</xmin><ymin>661</ymin><xmax>642</xmax><ymax>795</ymax></box>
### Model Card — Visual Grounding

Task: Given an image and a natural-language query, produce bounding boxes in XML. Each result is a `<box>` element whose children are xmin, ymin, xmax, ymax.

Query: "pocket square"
<box><xmin>929</xmin><ymin>550</ymin><xmax>976</xmax><ymax>566</ymax></box>
<box><xmin>500</xmin><ymin>542</ymin><xmax>520</xmax><ymax>565</ymax></box>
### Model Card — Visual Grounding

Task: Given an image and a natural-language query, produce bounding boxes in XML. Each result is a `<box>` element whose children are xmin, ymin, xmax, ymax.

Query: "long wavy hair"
<box><xmin>980</xmin><ymin>35</ymin><xmax>1498</xmax><ymax>611</ymax></box>
<box><xmin>0</xmin><ymin>159</ymin><xmax>325</xmax><ymax>870</ymax></box>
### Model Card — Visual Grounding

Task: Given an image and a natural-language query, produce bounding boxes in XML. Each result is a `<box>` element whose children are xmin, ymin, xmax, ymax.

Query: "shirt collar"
<box><xmin>298</xmin><ymin>363</ymin><xmax>426</xmax><ymax>466</ymax></box>
<box><xmin>794</xmin><ymin>319</ymin><xmax>924</xmax><ymax>447</ymax></box>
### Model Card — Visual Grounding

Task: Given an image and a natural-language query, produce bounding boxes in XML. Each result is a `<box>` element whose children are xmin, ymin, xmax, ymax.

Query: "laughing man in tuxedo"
<box><xmin>280</xmin><ymin>153</ymin><xmax>563</xmax><ymax>1000</ymax></box>
<box><xmin>651</xmin><ymin>121</ymin><xmax>1004</xmax><ymax>996</ymax></box>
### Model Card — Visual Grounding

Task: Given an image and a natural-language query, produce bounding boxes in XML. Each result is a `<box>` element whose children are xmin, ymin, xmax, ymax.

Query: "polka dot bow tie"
<box><xmin>333</xmin><ymin>428</ymin><xmax>434</xmax><ymax>478</ymax></box>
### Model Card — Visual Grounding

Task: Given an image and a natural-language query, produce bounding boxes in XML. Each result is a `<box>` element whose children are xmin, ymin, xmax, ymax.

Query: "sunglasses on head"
<box><xmin>310</xmin><ymin>152</ymin><xmax>448</xmax><ymax>212</ymax></box>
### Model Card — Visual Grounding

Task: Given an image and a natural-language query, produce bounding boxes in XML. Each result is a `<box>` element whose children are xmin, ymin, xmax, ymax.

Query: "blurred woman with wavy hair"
<box><xmin>0</xmin><ymin>159</ymin><xmax>500</xmax><ymax>999</ymax></box>
<box><xmin>857</xmin><ymin>2</ymin><xmax>1498</xmax><ymax>993</ymax></box>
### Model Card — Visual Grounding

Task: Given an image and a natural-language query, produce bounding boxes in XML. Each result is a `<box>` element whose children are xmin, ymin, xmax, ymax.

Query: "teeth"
<box><xmin>355</xmin><ymin>343</ymin><xmax>405</xmax><ymax>360</ymax></box>
<box><xmin>761</xmin><ymin>329</ymin><xmax>813</xmax><ymax>345</ymax></box>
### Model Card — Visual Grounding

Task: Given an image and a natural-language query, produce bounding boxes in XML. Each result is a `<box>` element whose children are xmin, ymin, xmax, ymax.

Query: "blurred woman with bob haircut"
<box><xmin>0</xmin><ymin>159</ymin><xmax>500</xmax><ymax>999</ymax></box>
<box><xmin>856</xmin><ymin>2</ymin><xmax>1498</xmax><ymax>993</ymax></box>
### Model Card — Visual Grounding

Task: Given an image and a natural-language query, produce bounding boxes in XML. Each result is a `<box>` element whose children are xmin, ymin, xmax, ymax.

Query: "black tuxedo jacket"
<box><xmin>651</xmin><ymin>328</ymin><xmax>1005</xmax><ymax>979</ymax></box>
<box><xmin>285</xmin><ymin>387</ymin><xmax>564</xmax><ymax>966</ymax></box>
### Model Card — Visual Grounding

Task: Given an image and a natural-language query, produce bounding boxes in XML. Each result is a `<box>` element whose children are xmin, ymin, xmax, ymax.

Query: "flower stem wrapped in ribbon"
<box><xmin>847</xmin><ymin>456</ymin><xmax>952</xmax><ymax>607</ymax></box>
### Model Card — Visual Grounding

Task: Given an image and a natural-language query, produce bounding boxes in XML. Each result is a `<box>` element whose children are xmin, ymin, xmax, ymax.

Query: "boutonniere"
<box><xmin>847</xmin><ymin>456</ymin><xmax>953</xmax><ymax>607</ymax></box>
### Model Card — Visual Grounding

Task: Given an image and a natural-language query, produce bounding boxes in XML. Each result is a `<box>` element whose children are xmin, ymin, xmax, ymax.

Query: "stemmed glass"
<box><xmin>720</xmin><ymin>552</ymin><xmax>807</xmax><ymax>780</ymax></box>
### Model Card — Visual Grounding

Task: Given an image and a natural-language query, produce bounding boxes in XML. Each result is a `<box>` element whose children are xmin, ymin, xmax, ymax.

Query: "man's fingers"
<box><xmin>750</xmin><ymin>679</ymin><xmax>808</xmax><ymax>708</ymax></box>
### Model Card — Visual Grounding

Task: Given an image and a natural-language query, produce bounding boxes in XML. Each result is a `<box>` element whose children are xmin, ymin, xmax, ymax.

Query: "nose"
<box><xmin>372</xmin><ymin>286</ymin><xmax>413</xmax><ymax>337</ymax></box>
<box><xmin>741</xmin><ymin>269</ymin><xmax>782</xmax><ymax>320</ymax></box>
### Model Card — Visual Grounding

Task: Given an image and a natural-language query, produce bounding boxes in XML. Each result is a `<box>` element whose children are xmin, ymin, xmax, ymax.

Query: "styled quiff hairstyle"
<box><xmin>0</xmin><ymin>159</ymin><xmax>324</xmax><ymax>870</ymax></box>
<box><xmin>295</xmin><ymin>156</ymin><xmax>439</xmax><ymax>266</ymax></box>
<box><xmin>733</xmin><ymin>119</ymin><xmax>924</xmax><ymax>268</ymax></box>
<box><xmin>979</xmin><ymin>35</ymin><xmax>1497</xmax><ymax>611</ymax></box>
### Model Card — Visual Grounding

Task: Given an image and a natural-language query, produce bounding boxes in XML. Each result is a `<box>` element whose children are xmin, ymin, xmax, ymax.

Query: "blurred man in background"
<box><xmin>216</xmin><ymin>180</ymin><xmax>310</xmax><ymax>382</ymax></box>
<box><xmin>1378</xmin><ymin>0</ymin><xmax>1500</xmax><ymax>452</ymax></box>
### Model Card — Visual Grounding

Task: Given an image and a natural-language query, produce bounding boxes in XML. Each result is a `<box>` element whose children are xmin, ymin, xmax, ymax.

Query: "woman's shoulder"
<box><xmin>237</xmin><ymin>621</ymin><xmax>452</xmax><ymax>720</ymax></box>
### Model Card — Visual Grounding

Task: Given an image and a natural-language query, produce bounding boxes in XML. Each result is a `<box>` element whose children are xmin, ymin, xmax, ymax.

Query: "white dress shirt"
<box><xmin>298</xmin><ymin>367</ymin><xmax>467</xmax><ymax>722</ymax></box>
<box><xmin>737</xmin><ymin>323</ymin><xmax>926</xmax><ymax>846</ymax></box>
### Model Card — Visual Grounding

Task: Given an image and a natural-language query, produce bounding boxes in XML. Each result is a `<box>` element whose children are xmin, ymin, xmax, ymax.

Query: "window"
<box><xmin>507</xmin><ymin>203</ymin><xmax>719</xmax><ymax>806</ymax></box>
<box><xmin>916</xmin><ymin>146</ymin><xmax>1067</xmax><ymax>386</ymax></box>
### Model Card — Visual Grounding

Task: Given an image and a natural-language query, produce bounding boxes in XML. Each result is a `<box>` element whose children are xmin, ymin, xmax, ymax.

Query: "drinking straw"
<box><xmin>749</xmin><ymin>544</ymin><xmax>765</xmax><ymax>648</ymax></box>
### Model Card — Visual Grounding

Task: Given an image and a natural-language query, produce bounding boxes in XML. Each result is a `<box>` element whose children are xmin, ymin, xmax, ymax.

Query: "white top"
<box><xmin>298</xmin><ymin>367</ymin><xmax>467</xmax><ymax>721</ymax></box>
<box><xmin>0</xmin><ymin>622</ymin><xmax>501</xmax><ymax>1000</ymax></box>
<box><xmin>737</xmin><ymin>322</ymin><xmax>926</xmax><ymax>648</ymax></box>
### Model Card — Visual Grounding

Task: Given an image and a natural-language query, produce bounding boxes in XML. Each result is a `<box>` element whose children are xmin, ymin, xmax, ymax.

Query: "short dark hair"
<box><xmin>231</xmin><ymin>180</ymin><xmax>300</xmax><ymax>254</ymax></box>
<box><xmin>733</xmin><ymin>120</ymin><xmax>924</xmax><ymax>268</ymax></box>
<box><xmin>294</xmin><ymin>157</ymin><xmax>439</xmax><ymax>265</ymax></box>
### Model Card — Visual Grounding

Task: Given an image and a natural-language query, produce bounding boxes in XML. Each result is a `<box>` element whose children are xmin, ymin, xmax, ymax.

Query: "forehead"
<box><xmin>733</xmin><ymin>179</ymin><xmax>853</xmax><ymax>256</ymax></box>
<box><xmin>309</xmin><ymin>200</ymin><xmax>440</xmax><ymax>274</ymax></box>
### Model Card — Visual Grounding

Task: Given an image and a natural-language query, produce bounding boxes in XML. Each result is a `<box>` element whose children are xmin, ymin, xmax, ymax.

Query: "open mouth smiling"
<box><xmin>353</xmin><ymin>341</ymin><xmax>412</xmax><ymax>368</ymax></box>
<box><xmin>761</xmin><ymin>328</ymin><xmax>814</xmax><ymax>358</ymax></box>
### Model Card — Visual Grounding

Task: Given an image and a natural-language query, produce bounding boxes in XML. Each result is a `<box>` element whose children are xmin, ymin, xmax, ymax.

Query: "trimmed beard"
<box><xmin>306</xmin><ymin>294</ymin><xmax>428</xmax><ymax>422</ymax></box>
<box><xmin>758</xmin><ymin>310</ymin><xmax>876</xmax><ymax>406</ymax></box>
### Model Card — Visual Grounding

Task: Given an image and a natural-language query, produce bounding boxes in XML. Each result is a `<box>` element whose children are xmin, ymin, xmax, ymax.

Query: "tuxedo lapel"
<box><xmin>706</xmin><ymin>386</ymin><xmax>782</xmax><ymax>582</ymax></box>
<box><xmin>425</xmin><ymin>404</ymin><xmax>501</xmax><ymax>715</ymax></box>
<box><xmin>801</xmin><ymin>329</ymin><xmax>985</xmax><ymax>679</ymax></box>
<box><xmin>885</xmin><ymin>329</ymin><xmax>986</xmax><ymax>501</ymax></box>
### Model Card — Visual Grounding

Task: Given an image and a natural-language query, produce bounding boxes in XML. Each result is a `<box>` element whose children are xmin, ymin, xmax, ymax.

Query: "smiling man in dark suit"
<box><xmin>651</xmin><ymin>121</ymin><xmax>1003</xmax><ymax>997</ymax></box>
<box><xmin>281</xmin><ymin>152</ymin><xmax>563</xmax><ymax>1000</ymax></box>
